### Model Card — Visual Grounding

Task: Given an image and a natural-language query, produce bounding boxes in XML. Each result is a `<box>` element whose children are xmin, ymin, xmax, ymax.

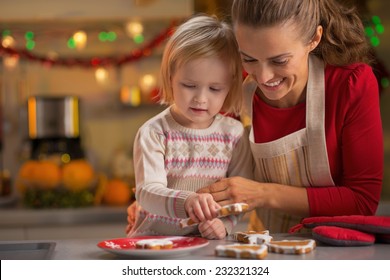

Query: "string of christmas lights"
<box><xmin>0</xmin><ymin>21</ymin><xmax>177</xmax><ymax>68</ymax></box>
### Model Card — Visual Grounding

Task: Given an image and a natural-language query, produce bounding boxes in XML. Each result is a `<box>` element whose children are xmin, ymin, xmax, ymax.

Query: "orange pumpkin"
<box><xmin>34</xmin><ymin>160</ymin><xmax>62</xmax><ymax>189</ymax></box>
<box><xmin>102</xmin><ymin>178</ymin><xmax>132</xmax><ymax>206</ymax></box>
<box><xmin>62</xmin><ymin>159</ymin><xmax>95</xmax><ymax>191</ymax></box>
<box><xmin>16</xmin><ymin>160</ymin><xmax>61</xmax><ymax>191</ymax></box>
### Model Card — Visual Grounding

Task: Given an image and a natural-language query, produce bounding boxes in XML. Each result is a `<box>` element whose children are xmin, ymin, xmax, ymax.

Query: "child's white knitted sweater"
<box><xmin>128</xmin><ymin>106</ymin><xmax>253</xmax><ymax>237</ymax></box>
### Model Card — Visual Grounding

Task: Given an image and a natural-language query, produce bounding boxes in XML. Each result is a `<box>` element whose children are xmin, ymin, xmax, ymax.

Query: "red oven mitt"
<box><xmin>289</xmin><ymin>215</ymin><xmax>390</xmax><ymax>234</ymax></box>
<box><xmin>289</xmin><ymin>215</ymin><xmax>390</xmax><ymax>246</ymax></box>
<box><xmin>311</xmin><ymin>226</ymin><xmax>375</xmax><ymax>246</ymax></box>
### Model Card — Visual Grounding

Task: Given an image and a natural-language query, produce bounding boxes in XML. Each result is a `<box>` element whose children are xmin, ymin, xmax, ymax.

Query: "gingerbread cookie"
<box><xmin>232</xmin><ymin>230</ymin><xmax>273</xmax><ymax>244</ymax></box>
<box><xmin>135</xmin><ymin>239</ymin><xmax>174</xmax><ymax>250</ymax></box>
<box><xmin>218</xmin><ymin>203</ymin><xmax>249</xmax><ymax>216</ymax></box>
<box><xmin>180</xmin><ymin>203</ymin><xmax>249</xmax><ymax>228</ymax></box>
<box><xmin>215</xmin><ymin>244</ymin><xmax>268</xmax><ymax>259</ymax></box>
<box><xmin>179</xmin><ymin>218</ymin><xmax>197</xmax><ymax>228</ymax></box>
<box><xmin>267</xmin><ymin>239</ymin><xmax>316</xmax><ymax>254</ymax></box>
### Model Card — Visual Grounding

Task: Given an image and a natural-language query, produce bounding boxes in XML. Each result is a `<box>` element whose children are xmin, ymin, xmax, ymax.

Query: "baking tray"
<box><xmin>0</xmin><ymin>242</ymin><xmax>56</xmax><ymax>260</ymax></box>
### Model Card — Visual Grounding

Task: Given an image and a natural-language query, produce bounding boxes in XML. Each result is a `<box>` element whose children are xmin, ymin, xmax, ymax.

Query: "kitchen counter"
<box><xmin>0</xmin><ymin>200</ymin><xmax>388</xmax><ymax>227</ymax></box>
<box><xmin>0</xmin><ymin>206</ymin><xmax>129</xmax><ymax>241</ymax></box>
<box><xmin>1</xmin><ymin>233</ymin><xmax>389</xmax><ymax>260</ymax></box>
<box><xmin>0</xmin><ymin>201</ymin><xmax>389</xmax><ymax>241</ymax></box>
<box><xmin>0</xmin><ymin>205</ymin><xmax>127</xmax><ymax>227</ymax></box>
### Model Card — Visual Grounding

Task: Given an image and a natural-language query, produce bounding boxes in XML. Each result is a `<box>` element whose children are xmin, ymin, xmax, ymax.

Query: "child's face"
<box><xmin>170</xmin><ymin>56</ymin><xmax>232</xmax><ymax>129</ymax></box>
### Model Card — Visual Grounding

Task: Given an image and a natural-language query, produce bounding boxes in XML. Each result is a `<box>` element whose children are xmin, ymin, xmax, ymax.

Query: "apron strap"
<box><xmin>306</xmin><ymin>55</ymin><xmax>334</xmax><ymax>186</ymax></box>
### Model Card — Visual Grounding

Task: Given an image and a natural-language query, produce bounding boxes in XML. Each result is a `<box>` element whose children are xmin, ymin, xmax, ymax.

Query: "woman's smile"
<box><xmin>263</xmin><ymin>78</ymin><xmax>285</xmax><ymax>88</ymax></box>
<box><xmin>261</xmin><ymin>78</ymin><xmax>286</xmax><ymax>92</ymax></box>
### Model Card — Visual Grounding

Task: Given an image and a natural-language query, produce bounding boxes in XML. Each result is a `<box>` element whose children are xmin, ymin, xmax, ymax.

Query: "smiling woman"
<box><xmin>193</xmin><ymin>0</ymin><xmax>385</xmax><ymax>234</ymax></box>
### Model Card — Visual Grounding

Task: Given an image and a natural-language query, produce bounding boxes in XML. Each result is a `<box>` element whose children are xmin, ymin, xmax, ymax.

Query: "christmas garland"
<box><xmin>0</xmin><ymin>21</ymin><xmax>177</xmax><ymax>68</ymax></box>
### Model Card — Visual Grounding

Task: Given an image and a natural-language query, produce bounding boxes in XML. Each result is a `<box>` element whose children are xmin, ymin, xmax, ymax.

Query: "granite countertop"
<box><xmin>1</xmin><ymin>233</ymin><xmax>389</xmax><ymax>260</ymax></box>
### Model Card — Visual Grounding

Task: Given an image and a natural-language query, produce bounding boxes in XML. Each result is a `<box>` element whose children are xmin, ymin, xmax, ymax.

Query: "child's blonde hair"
<box><xmin>160</xmin><ymin>14</ymin><xmax>243</xmax><ymax>115</ymax></box>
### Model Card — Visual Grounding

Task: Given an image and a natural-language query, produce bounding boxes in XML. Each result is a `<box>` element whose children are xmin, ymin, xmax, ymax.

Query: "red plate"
<box><xmin>97</xmin><ymin>236</ymin><xmax>209</xmax><ymax>258</ymax></box>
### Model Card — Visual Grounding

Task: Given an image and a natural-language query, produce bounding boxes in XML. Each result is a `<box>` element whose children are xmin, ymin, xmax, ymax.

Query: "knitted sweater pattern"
<box><xmin>129</xmin><ymin>107</ymin><xmax>253</xmax><ymax>237</ymax></box>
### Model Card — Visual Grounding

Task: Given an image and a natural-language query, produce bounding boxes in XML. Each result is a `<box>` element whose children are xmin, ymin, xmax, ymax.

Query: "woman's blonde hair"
<box><xmin>231</xmin><ymin>0</ymin><xmax>372</xmax><ymax>66</ymax></box>
<box><xmin>160</xmin><ymin>14</ymin><xmax>243</xmax><ymax>115</ymax></box>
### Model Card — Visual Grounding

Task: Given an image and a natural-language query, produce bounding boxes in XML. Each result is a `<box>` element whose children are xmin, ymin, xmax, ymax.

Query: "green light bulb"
<box><xmin>107</xmin><ymin>31</ymin><xmax>117</xmax><ymax>42</ymax></box>
<box><xmin>370</xmin><ymin>36</ymin><xmax>380</xmax><ymax>47</ymax></box>
<box><xmin>2</xmin><ymin>29</ymin><xmax>11</xmax><ymax>37</ymax></box>
<box><xmin>98</xmin><ymin>32</ymin><xmax>107</xmax><ymax>41</ymax></box>
<box><xmin>25</xmin><ymin>31</ymin><xmax>34</xmax><ymax>40</ymax></box>
<box><xmin>67</xmin><ymin>38</ymin><xmax>76</xmax><ymax>49</ymax></box>
<box><xmin>375</xmin><ymin>24</ymin><xmax>384</xmax><ymax>34</ymax></box>
<box><xmin>26</xmin><ymin>40</ymin><xmax>35</xmax><ymax>50</ymax></box>
<box><xmin>365</xmin><ymin>26</ymin><xmax>375</xmax><ymax>37</ymax></box>
<box><xmin>372</xmin><ymin>16</ymin><xmax>381</xmax><ymax>25</ymax></box>
<box><xmin>381</xmin><ymin>78</ymin><xmax>389</xmax><ymax>88</ymax></box>
<box><xmin>134</xmin><ymin>34</ymin><xmax>144</xmax><ymax>44</ymax></box>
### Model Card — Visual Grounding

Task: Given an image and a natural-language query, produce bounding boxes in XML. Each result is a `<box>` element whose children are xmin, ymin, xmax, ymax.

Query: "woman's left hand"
<box><xmin>198</xmin><ymin>176</ymin><xmax>310</xmax><ymax>217</ymax></box>
<box><xmin>197</xmin><ymin>176</ymin><xmax>263</xmax><ymax>211</ymax></box>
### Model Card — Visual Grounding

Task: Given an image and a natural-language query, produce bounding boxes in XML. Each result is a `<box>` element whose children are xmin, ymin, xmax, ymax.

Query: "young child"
<box><xmin>128</xmin><ymin>14</ymin><xmax>253</xmax><ymax>240</ymax></box>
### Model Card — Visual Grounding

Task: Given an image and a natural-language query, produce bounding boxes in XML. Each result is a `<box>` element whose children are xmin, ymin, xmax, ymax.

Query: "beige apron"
<box><xmin>243</xmin><ymin>55</ymin><xmax>335</xmax><ymax>233</ymax></box>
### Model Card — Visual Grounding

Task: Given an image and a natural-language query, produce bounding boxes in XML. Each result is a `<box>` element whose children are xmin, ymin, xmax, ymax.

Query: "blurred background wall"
<box><xmin>0</xmin><ymin>0</ymin><xmax>389</xmax><ymax>202</ymax></box>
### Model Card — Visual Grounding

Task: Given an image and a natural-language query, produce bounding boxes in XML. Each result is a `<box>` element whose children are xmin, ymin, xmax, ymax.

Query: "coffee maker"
<box><xmin>27</xmin><ymin>96</ymin><xmax>85</xmax><ymax>160</ymax></box>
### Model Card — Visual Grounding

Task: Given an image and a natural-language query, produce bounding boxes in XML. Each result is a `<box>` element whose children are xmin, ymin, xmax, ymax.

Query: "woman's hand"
<box><xmin>197</xmin><ymin>176</ymin><xmax>310</xmax><ymax>217</ymax></box>
<box><xmin>198</xmin><ymin>218</ymin><xmax>226</xmax><ymax>240</ymax></box>
<box><xmin>197</xmin><ymin>176</ymin><xmax>262</xmax><ymax>211</ymax></box>
<box><xmin>184</xmin><ymin>193</ymin><xmax>220</xmax><ymax>223</ymax></box>
<box><xmin>125</xmin><ymin>200</ymin><xmax>138</xmax><ymax>234</ymax></box>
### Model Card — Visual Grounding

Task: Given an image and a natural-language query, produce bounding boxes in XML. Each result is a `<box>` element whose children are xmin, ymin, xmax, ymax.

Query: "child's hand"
<box><xmin>184</xmin><ymin>193</ymin><xmax>220</xmax><ymax>223</ymax></box>
<box><xmin>198</xmin><ymin>219</ymin><xmax>227</xmax><ymax>240</ymax></box>
<box><xmin>125</xmin><ymin>201</ymin><xmax>138</xmax><ymax>234</ymax></box>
